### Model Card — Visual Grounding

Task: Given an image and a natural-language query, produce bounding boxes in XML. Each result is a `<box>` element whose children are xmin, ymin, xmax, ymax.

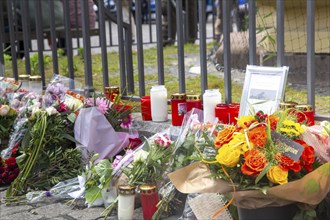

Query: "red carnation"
<box><xmin>5</xmin><ymin>157</ymin><xmax>17</xmax><ymax>168</ymax></box>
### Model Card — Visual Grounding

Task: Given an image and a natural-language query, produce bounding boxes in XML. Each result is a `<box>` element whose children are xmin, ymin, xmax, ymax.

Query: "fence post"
<box><xmin>306</xmin><ymin>0</ymin><xmax>315</xmax><ymax>109</ymax></box>
<box><xmin>6</xmin><ymin>0</ymin><xmax>18</xmax><ymax>80</ymax></box>
<box><xmin>176</xmin><ymin>0</ymin><xmax>185</xmax><ymax>93</ymax></box>
<box><xmin>81</xmin><ymin>0</ymin><xmax>94</xmax><ymax>96</ymax></box>
<box><xmin>222</xmin><ymin>0</ymin><xmax>232</xmax><ymax>104</ymax></box>
<box><xmin>98</xmin><ymin>0</ymin><xmax>109</xmax><ymax>89</ymax></box>
<box><xmin>248</xmin><ymin>0</ymin><xmax>256</xmax><ymax>65</ymax></box>
<box><xmin>0</xmin><ymin>2</ymin><xmax>4</xmax><ymax>76</ymax></box>
<box><xmin>276</xmin><ymin>0</ymin><xmax>285</xmax><ymax>67</ymax></box>
<box><xmin>155</xmin><ymin>0</ymin><xmax>164</xmax><ymax>85</ymax></box>
<box><xmin>199</xmin><ymin>0</ymin><xmax>207</xmax><ymax>94</ymax></box>
<box><xmin>135</xmin><ymin>0</ymin><xmax>146</xmax><ymax>97</ymax></box>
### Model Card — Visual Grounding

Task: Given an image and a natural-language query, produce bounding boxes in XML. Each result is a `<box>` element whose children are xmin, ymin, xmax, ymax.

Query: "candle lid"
<box><xmin>118</xmin><ymin>185</ymin><xmax>136</xmax><ymax>195</ymax></box>
<box><xmin>186</xmin><ymin>94</ymin><xmax>201</xmax><ymax>101</ymax></box>
<box><xmin>29</xmin><ymin>75</ymin><xmax>42</xmax><ymax>81</ymax></box>
<box><xmin>139</xmin><ymin>184</ymin><xmax>157</xmax><ymax>193</ymax></box>
<box><xmin>105</xmin><ymin>86</ymin><xmax>119</xmax><ymax>93</ymax></box>
<box><xmin>279</xmin><ymin>102</ymin><xmax>298</xmax><ymax>110</ymax></box>
<box><xmin>295</xmin><ymin>104</ymin><xmax>313</xmax><ymax>112</ymax></box>
<box><xmin>171</xmin><ymin>93</ymin><xmax>186</xmax><ymax>100</ymax></box>
<box><xmin>19</xmin><ymin>74</ymin><xmax>30</xmax><ymax>81</ymax></box>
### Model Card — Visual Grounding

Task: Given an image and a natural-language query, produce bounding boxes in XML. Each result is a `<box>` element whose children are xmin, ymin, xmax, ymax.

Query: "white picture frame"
<box><xmin>239</xmin><ymin>65</ymin><xmax>289</xmax><ymax>116</ymax></box>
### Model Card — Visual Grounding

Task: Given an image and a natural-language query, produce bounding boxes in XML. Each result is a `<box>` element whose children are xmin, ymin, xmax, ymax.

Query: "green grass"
<box><xmin>3</xmin><ymin>43</ymin><xmax>329</xmax><ymax>116</ymax></box>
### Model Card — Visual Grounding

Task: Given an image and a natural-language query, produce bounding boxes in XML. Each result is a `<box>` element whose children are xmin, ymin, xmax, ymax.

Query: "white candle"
<box><xmin>150</xmin><ymin>85</ymin><xmax>168</xmax><ymax>122</ymax></box>
<box><xmin>203</xmin><ymin>89</ymin><xmax>222</xmax><ymax>123</ymax></box>
<box><xmin>117</xmin><ymin>185</ymin><xmax>136</xmax><ymax>220</ymax></box>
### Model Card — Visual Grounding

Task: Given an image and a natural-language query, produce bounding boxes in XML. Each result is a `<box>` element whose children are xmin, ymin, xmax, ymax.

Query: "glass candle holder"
<box><xmin>228</xmin><ymin>103</ymin><xmax>240</xmax><ymax>125</ymax></box>
<box><xmin>18</xmin><ymin>74</ymin><xmax>30</xmax><ymax>91</ymax></box>
<box><xmin>29</xmin><ymin>75</ymin><xmax>43</xmax><ymax>95</ymax></box>
<box><xmin>171</xmin><ymin>93</ymin><xmax>186</xmax><ymax>126</ymax></box>
<box><xmin>295</xmin><ymin>104</ymin><xmax>315</xmax><ymax>126</ymax></box>
<box><xmin>186</xmin><ymin>94</ymin><xmax>202</xmax><ymax>112</ymax></box>
<box><xmin>117</xmin><ymin>185</ymin><xmax>136</xmax><ymax>220</ymax></box>
<box><xmin>150</xmin><ymin>85</ymin><xmax>168</xmax><ymax>122</ymax></box>
<box><xmin>203</xmin><ymin>89</ymin><xmax>221</xmax><ymax>123</ymax></box>
<box><xmin>141</xmin><ymin>96</ymin><xmax>152</xmax><ymax>121</ymax></box>
<box><xmin>105</xmin><ymin>86</ymin><xmax>120</xmax><ymax>102</ymax></box>
<box><xmin>279</xmin><ymin>102</ymin><xmax>298</xmax><ymax>115</ymax></box>
<box><xmin>215</xmin><ymin>104</ymin><xmax>229</xmax><ymax>124</ymax></box>
<box><xmin>139</xmin><ymin>184</ymin><xmax>159</xmax><ymax>220</ymax></box>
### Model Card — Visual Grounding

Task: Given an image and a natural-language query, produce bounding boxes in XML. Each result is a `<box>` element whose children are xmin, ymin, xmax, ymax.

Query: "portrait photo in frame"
<box><xmin>239</xmin><ymin>65</ymin><xmax>289</xmax><ymax>116</ymax></box>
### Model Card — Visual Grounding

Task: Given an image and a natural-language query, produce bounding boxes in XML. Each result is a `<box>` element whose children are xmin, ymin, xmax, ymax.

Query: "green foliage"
<box><xmin>30</xmin><ymin>53</ymin><xmax>52</xmax><ymax>75</ymax></box>
<box><xmin>77</xmin><ymin>47</ymin><xmax>84</xmax><ymax>60</ymax></box>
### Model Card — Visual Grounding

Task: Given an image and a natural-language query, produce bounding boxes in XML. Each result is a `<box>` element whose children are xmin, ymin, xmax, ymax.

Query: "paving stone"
<box><xmin>0</xmin><ymin>204</ymin><xmax>33</xmax><ymax>217</ymax></box>
<box><xmin>30</xmin><ymin>203</ymin><xmax>73</xmax><ymax>219</ymax></box>
<box><xmin>67</xmin><ymin>207</ymin><xmax>106</xmax><ymax>220</ymax></box>
<box><xmin>2</xmin><ymin>211</ymin><xmax>43</xmax><ymax>220</ymax></box>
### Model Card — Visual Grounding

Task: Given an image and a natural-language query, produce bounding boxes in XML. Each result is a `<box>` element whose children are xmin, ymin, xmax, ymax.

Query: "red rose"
<box><xmin>128</xmin><ymin>138</ymin><xmax>142</xmax><ymax>150</ymax></box>
<box><xmin>5</xmin><ymin>157</ymin><xmax>17</xmax><ymax>168</ymax></box>
<box><xmin>276</xmin><ymin>153</ymin><xmax>301</xmax><ymax>172</ymax></box>
<box><xmin>7</xmin><ymin>173</ymin><xmax>18</xmax><ymax>182</ymax></box>
<box><xmin>241</xmin><ymin>149</ymin><xmax>268</xmax><ymax>177</ymax></box>
<box><xmin>294</xmin><ymin>140</ymin><xmax>315</xmax><ymax>172</ymax></box>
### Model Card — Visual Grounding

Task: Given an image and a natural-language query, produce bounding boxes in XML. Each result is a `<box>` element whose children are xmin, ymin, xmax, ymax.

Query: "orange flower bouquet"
<box><xmin>169</xmin><ymin>110</ymin><xmax>330</xmax><ymax>219</ymax></box>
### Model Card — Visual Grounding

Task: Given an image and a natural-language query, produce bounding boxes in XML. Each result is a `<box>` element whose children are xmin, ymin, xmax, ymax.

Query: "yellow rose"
<box><xmin>267</xmin><ymin>166</ymin><xmax>288</xmax><ymax>185</ymax></box>
<box><xmin>216</xmin><ymin>144</ymin><xmax>241</xmax><ymax>167</ymax></box>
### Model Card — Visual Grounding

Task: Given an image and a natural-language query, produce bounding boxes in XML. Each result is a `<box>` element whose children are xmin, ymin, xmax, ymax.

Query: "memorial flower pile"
<box><xmin>0</xmin><ymin>100</ymin><xmax>18</xmax><ymax>148</ymax></box>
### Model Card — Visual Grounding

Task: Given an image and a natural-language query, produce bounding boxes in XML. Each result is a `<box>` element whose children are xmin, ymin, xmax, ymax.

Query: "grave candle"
<box><xmin>150</xmin><ymin>85</ymin><xmax>168</xmax><ymax>122</ymax></box>
<box><xmin>203</xmin><ymin>89</ymin><xmax>221</xmax><ymax>123</ymax></box>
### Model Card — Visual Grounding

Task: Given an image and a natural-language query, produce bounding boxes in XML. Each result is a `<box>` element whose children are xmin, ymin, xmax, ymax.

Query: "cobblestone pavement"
<box><xmin>0</xmin><ymin>187</ymin><xmax>182</xmax><ymax>220</ymax></box>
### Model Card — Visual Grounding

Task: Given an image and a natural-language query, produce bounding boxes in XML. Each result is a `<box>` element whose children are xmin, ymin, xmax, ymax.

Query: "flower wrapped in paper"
<box><xmin>168</xmin><ymin>110</ymin><xmax>330</xmax><ymax>218</ymax></box>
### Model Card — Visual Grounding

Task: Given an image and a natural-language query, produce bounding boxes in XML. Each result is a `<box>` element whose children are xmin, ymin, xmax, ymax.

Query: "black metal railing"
<box><xmin>0</xmin><ymin>0</ymin><xmax>328</xmax><ymax>121</ymax></box>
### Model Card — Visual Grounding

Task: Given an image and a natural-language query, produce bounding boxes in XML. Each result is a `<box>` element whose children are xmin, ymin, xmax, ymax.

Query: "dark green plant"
<box><xmin>30</xmin><ymin>54</ymin><xmax>52</xmax><ymax>75</ymax></box>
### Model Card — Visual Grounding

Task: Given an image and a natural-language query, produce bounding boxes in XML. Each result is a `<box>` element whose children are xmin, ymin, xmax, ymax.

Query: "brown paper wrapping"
<box><xmin>168</xmin><ymin>162</ymin><xmax>330</xmax><ymax>209</ymax></box>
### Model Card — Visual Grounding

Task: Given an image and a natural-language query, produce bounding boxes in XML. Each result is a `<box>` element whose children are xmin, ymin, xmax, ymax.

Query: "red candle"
<box><xmin>105</xmin><ymin>86</ymin><xmax>120</xmax><ymax>102</ymax></box>
<box><xmin>171</xmin><ymin>93</ymin><xmax>186</xmax><ymax>126</ymax></box>
<box><xmin>139</xmin><ymin>184</ymin><xmax>159</xmax><ymax>220</ymax></box>
<box><xmin>215</xmin><ymin>104</ymin><xmax>229</xmax><ymax>124</ymax></box>
<box><xmin>295</xmin><ymin>104</ymin><xmax>315</xmax><ymax>126</ymax></box>
<box><xmin>186</xmin><ymin>94</ymin><xmax>202</xmax><ymax>112</ymax></box>
<box><xmin>141</xmin><ymin>96</ymin><xmax>152</xmax><ymax>121</ymax></box>
<box><xmin>228</xmin><ymin>103</ymin><xmax>240</xmax><ymax>125</ymax></box>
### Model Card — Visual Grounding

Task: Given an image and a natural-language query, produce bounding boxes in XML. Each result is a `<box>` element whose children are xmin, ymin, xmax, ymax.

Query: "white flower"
<box><xmin>0</xmin><ymin>105</ymin><xmax>10</xmax><ymax>116</ymax></box>
<box><xmin>133</xmin><ymin>150</ymin><xmax>149</xmax><ymax>162</ymax></box>
<box><xmin>45</xmin><ymin>106</ymin><xmax>58</xmax><ymax>116</ymax></box>
<box><xmin>31</xmin><ymin>106</ymin><xmax>41</xmax><ymax>115</ymax></box>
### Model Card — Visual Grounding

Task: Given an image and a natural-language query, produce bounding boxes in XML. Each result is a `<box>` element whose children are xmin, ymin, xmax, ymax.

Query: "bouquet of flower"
<box><xmin>0</xmin><ymin>99</ymin><xmax>18</xmax><ymax>148</ymax></box>
<box><xmin>169</xmin><ymin>110</ymin><xmax>330</xmax><ymax>218</ymax></box>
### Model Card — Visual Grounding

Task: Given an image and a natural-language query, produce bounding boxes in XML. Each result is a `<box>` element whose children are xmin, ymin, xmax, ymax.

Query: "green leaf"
<box><xmin>85</xmin><ymin>186</ymin><xmax>102</xmax><ymax>204</ymax></box>
<box><xmin>255</xmin><ymin>163</ymin><xmax>272</xmax><ymax>184</ymax></box>
<box><xmin>95</xmin><ymin>159</ymin><xmax>113</xmax><ymax>181</ymax></box>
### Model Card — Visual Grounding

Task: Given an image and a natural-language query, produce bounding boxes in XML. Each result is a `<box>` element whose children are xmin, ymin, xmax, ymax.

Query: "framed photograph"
<box><xmin>239</xmin><ymin>65</ymin><xmax>289</xmax><ymax>116</ymax></box>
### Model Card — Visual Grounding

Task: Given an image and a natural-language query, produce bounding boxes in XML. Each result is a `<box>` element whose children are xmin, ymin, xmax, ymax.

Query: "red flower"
<box><xmin>295</xmin><ymin>140</ymin><xmax>315</xmax><ymax>172</ymax></box>
<box><xmin>128</xmin><ymin>138</ymin><xmax>142</xmax><ymax>150</ymax></box>
<box><xmin>276</xmin><ymin>153</ymin><xmax>301</xmax><ymax>172</ymax></box>
<box><xmin>241</xmin><ymin>149</ymin><xmax>268</xmax><ymax>177</ymax></box>
<box><xmin>5</xmin><ymin>157</ymin><xmax>17</xmax><ymax>168</ymax></box>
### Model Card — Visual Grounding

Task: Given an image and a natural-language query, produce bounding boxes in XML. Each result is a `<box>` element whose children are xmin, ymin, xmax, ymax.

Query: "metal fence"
<box><xmin>0</xmin><ymin>0</ymin><xmax>328</xmax><ymax>121</ymax></box>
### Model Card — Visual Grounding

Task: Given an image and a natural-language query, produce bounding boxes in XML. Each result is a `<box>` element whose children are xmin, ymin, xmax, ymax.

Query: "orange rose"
<box><xmin>214</xmin><ymin>126</ymin><xmax>236</xmax><ymax>149</ymax></box>
<box><xmin>268</xmin><ymin>115</ymin><xmax>279</xmax><ymax>130</ymax></box>
<box><xmin>247</xmin><ymin>126</ymin><xmax>267</xmax><ymax>148</ymax></box>
<box><xmin>241</xmin><ymin>149</ymin><xmax>268</xmax><ymax>177</ymax></box>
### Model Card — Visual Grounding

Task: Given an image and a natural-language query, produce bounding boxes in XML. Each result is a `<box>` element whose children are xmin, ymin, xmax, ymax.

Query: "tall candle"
<box><xmin>117</xmin><ymin>185</ymin><xmax>136</xmax><ymax>220</ymax></box>
<box><xmin>203</xmin><ymin>89</ymin><xmax>221</xmax><ymax>123</ymax></box>
<box><xmin>150</xmin><ymin>85</ymin><xmax>168</xmax><ymax>122</ymax></box>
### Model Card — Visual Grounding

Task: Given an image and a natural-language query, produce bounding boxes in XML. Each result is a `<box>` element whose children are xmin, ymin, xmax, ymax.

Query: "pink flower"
<box><xmin>112</xmin><ymin>155</ymin><xmax>123</xmax><ymax>169</ymax></box>
<box><xmin>86</xmin><ymin>98</ymin><xmax>109</xmax><ymax>114</ymax></box>
<box><xmin>96</xmin><ymin>98</ymin><xmax>109</xmax><ymax>114</ymax></box>
<box><xmin>120</xmin><ymin>114</ymin><xmax>132</xmax><ymax>128</ymax></box>
<box><xmin>154</xmin><ymin>134</ymin><xmax>172</xmax><ymax>149</ymax></box>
